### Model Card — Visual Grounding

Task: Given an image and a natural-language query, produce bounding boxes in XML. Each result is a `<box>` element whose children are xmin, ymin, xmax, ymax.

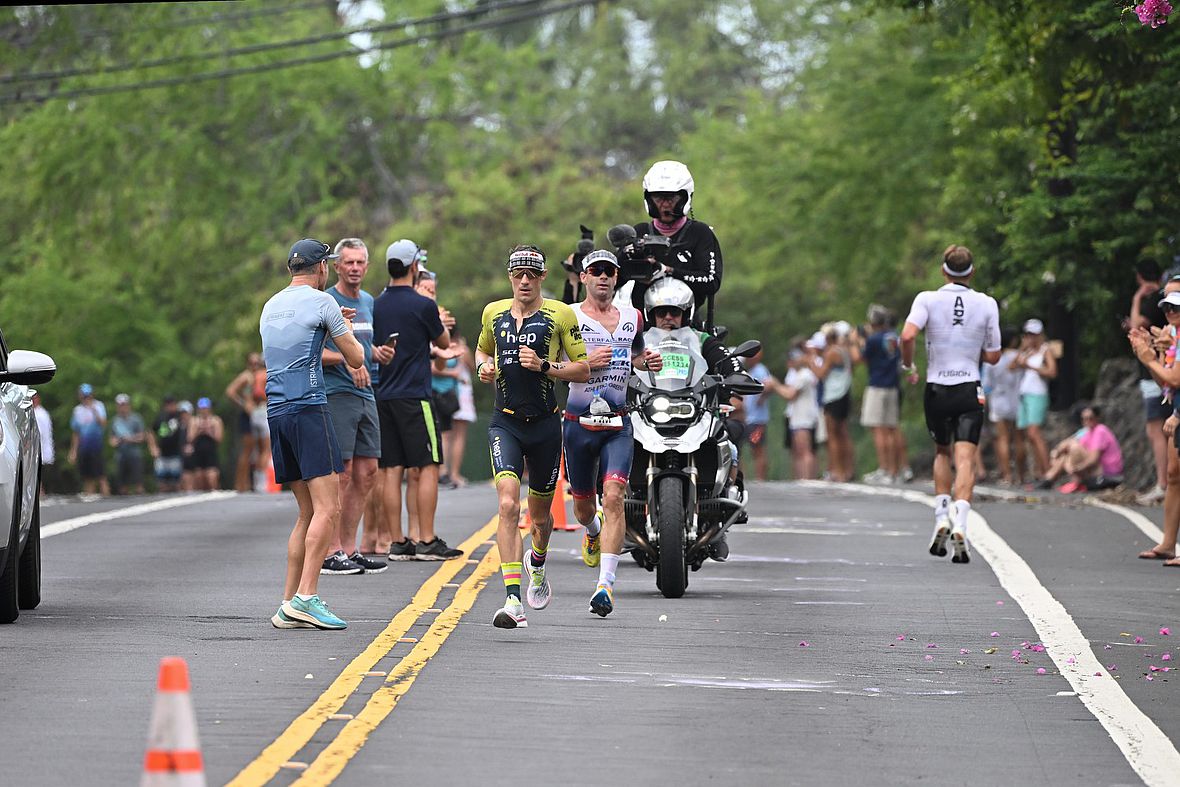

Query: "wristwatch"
<box><xmin>540</xmin><ymin>359</ymin><xmax>552</xmax><ymax>374</ymax></box>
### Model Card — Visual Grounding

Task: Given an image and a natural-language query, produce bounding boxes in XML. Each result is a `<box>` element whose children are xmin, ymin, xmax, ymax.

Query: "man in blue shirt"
<box><xmin>319</xmin><ymin>237</ymin><xmax>394</xmax><ymax>576</ymax></box>
<box><xmin>861</xmin><ymin>305</ymin><xmax>903</xmax><ymax>484</ymax></box>
<box><xmin>261</xmin><ymin>238</ymin><xmax>364</xmax><ymax>631</ymax></box>
<box><xmin>372</xmin><ymin>239</ymin><xmax>462</xmax><ymax>561</ymax></box>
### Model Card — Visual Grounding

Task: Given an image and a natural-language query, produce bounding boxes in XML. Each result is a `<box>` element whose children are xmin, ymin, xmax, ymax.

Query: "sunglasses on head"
<box><xmin>585</xmin><ymin>263</ymin><xmax>617</xmax><ymax>277</ymax></box>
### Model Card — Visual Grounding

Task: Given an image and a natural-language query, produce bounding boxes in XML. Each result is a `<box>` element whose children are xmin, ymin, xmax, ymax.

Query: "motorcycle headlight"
<box><xmin>644</xmin><ymin>395</ymin><xmax>696</xmax><ymax>424</ymax></box>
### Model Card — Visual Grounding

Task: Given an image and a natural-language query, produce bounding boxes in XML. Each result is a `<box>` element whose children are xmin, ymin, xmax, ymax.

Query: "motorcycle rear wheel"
<box><xmin>655</xmin><ymin>476</ymin><xmax>688</xmax><ymax>598</ymax></box>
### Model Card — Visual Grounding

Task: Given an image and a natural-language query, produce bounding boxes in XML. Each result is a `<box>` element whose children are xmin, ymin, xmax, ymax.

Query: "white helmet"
<box><xmin>643</xmin><ymin>160</ymin><xmax>694</xmax><ymax>219</ymax></box>
<box><xmin>643</xmin><ymin>277</ymin><xmax>695</xmax><ymax>323</ymax></box>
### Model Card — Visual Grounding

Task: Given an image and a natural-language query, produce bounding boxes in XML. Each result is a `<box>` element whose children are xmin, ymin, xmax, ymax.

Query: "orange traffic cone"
<box><xmin>519</xmin><ymin>453</ymin><xmax>578</xmax><ymax>531</ymax></box>
<box><xmin>142</xmin><ymin>657</ymin><xmax>206</xmax><ymax>787</ymax></box>
<box><xmin>264</xmin><ymin>460</ymin><xmax>281</xmax><ymax>494</ymax></box>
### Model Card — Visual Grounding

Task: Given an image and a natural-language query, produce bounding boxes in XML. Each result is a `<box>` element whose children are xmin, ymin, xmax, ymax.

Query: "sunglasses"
<box><xmin>585</xmin><ymin>263</ymin><xmax>618</xmax><ymax>277</ymax></box>
<box><xmin>509</xmin><ymin>268</ymin><xmax>542</xmax><ymax>280</ymax></box>
<box><xmin>652</xmin><ymin>306</ymin><xmax>683</xmax><ymax>318</ymax></box>
<box><xmin>1164</xmin><ymin>303</ymin><xmax>1180</xmax><ymax>313</ymax></box>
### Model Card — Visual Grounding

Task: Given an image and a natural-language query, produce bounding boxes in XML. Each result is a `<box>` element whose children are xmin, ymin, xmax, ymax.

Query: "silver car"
<box><xmin>0</xmin><ymin>329</ymin><xmax>56</xmax><ymax>623</ymax></box>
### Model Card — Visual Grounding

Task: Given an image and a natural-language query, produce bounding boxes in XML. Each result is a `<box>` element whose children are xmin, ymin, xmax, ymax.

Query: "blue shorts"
<box><xmin>1017</xmin><ymin>393</ymin><xmax>1049</xmax><ymax>429</ymax></box>
<box><xmin>561</xmin><ymin>416</ymin><xmax>633</xmax><ymax>499</ymax></box>
<box><xmin>268</xmin><ymin>405</ymin><xmax>344</xmax><ymax>484</ymax></box>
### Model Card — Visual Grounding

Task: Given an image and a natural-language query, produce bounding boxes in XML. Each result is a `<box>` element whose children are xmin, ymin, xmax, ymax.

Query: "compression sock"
<box><xmin>584</xmin><ymin>511</ymin><xmax>602</xmax><ymax>538</ymax></box>
<box><xmin>952</xmin><ymin>500</ymin><xmax>971</xmax><ymax>533</ymax></box>
<box><xmin>598</xmin><ymin>553</ymin><xmax>620</xmax><ymax>589</ymax></box>
<box><xmin>529</xmin><ymin>541</ymin><xmax>547</xmax><ymax>567</ymax></box>
<box><xmin>501</xmin><ymin>562</ymin><xmax>522</xmax><ymax>600</ymax></box>
<box><xmin>934</xmin><ymin>494</ymin><xmax>951</xmax><ymax>522</ymax></box>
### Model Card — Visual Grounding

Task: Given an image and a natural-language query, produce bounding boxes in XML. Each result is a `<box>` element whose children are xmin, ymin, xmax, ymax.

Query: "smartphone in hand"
<box><xmin>385</xmin><ymin>333</ymin><xmax>399</xmax><ymax>346</ymax></box>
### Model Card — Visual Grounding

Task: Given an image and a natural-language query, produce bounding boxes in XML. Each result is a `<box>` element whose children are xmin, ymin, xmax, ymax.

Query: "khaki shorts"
<box><xmin>861</xmin><ymin>386</ymin><xmax>899</xmax><ymax>428</ymax></box>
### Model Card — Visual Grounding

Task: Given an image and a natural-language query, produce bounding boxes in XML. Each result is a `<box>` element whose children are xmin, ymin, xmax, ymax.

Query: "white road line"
<box><xmin>42</xmin><ymin>492</ymin><xmax>237</xmax><ymax>539</ymax></box>
<box><xmin>798</xmin><ymin>480</ymin><xmax>1180</xmax><ymax>787</ymax></box>
<box><xmin>1084</xmin><ymin>498</ymin><xmax>1165</xmax><ymax>543</ymax></box>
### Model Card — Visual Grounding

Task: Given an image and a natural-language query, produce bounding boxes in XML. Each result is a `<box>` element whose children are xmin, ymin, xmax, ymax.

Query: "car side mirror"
<box><xmin>0</xmin><ymin>350</ymin><xmax>56</xmax><ymax>386</ymax></box>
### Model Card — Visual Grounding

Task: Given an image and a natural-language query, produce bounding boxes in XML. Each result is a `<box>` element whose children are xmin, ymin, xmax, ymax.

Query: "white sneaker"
<box><xmin>523</xmin><ymin>549</ymin><xmax>552</xmax><ymax>610</ymax></box>
<box><xmin>950</xmin><ymin>523</ymin><xmax>970</xmax><ymax>564</ymax></box>
<box><xmin>929</xmin><ymin>514</ymin><xmax>950</xmax><ymax>557</ymax></box>
<box><xmin>900</xmin><ymin>467</ymin><xmax>914</xmax><ymax>483</ymax></box>
<box><xmin>493</xmin><ymin>596</ymin><xmax>528</xmax><ymax>629</ymax></box>
<box><xmin>862</xmin><ymin>468</ymin><xmax>887</xmax><ymax>484</ymax></box>
<box><xmin>1136</xmin><ymin>485</ymin><xmax>1166</xmax><ymax>506</ymax></box>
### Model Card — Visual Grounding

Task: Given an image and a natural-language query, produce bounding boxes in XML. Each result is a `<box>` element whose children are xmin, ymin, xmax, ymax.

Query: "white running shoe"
<box><xmin>1136</xmin><ymin>485</ymin><xmax>1166</xmax><ymax>506</ymax></box>
<box><xmin>950</xmin><ymin>523</ymin><xmax>970</xmax><ymax>564</ymax></box>
<box><xmin>929</xmin><ymin>514</ymin><xmax>950</xmax><ymax>558</ymax></box>
<box><xmin>523</xmin><ymin>549</ymin><xmax>552</xmax><ymax>610</ymax></box>
<box><xmin>493</xmin><ymin>596</ymin><xmax>528</xmax><ymax>629</ymax></box>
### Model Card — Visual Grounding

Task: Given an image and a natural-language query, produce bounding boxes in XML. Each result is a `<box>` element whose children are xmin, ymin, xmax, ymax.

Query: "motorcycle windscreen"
<box><xmin>645</xmin><ymin>327</ymin><xmax>707</xmax><ymax>391</ymax></box>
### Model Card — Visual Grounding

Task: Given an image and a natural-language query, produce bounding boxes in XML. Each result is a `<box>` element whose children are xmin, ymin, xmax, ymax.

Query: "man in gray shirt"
<box><xmin>261</xmin><ymin>238</ymin><xmax>364</xmax><ymax>631</ymax></box>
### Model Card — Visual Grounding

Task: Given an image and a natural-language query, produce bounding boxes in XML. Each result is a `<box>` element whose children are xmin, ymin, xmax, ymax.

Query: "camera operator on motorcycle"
<box><xmin>634</xmin><ymin>278</ymin><xmax>750</xmax><ymax>562</ymax></box>
<box><xmin>564</xmin><ymin>249</ymin><xmax>663</xmax><ymax>617</ymax></box>
<box><xmin>614</xmin><ymin>161</ymin><xmax>722</xmax><ymax>329</ymax></box>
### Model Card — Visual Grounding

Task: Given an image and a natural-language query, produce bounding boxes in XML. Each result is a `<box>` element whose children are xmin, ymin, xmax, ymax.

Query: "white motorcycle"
<box><xmin>624</xmin><ymin>327</ymin><xmax>762</xmax><ymax>598</ymax></box>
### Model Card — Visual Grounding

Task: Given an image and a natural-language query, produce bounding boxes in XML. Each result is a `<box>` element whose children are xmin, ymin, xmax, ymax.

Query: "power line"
<box><xmin>0</xmin><ymin>0</ymin><xmax>606</xmax><ymax>106</ymax></box>
<box><xmin>0</xmin><ymin>0</ymin><xmax>548</xmax><ymax>85</ymax></box>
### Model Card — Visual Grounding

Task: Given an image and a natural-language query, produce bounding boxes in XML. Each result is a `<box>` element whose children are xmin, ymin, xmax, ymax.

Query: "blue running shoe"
<box><xmin>271</xmin><ymin>605</ymin><xmax>314</xmax><ymax>629</ymax></box>
<box><xmin>589</xmin><ymin>585</ymin><xmax>613</xmax><ymax>617</ymax></box>
<box><xmin>283</xmin><ymin>595</ymin><xmax>347</xmax><ymax>630</ymax></box>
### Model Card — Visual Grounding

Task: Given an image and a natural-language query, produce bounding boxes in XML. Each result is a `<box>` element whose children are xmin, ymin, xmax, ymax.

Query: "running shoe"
<box><xmin>271</xmin><ymin>605</ymin><xmax>315</xmax><ymax>629</ymax></box>
<box><xmin>950</xmin><ymin>523</ymin><xmax>970</xmax><ymax>564</ymax></box>
<box><xmin>523</xmin><ymin>549</ymin><xmax>552</xmax><ymax>609</ymax></box>
<box><xmin>387</xmin><ymin>539</ymin><xmax>416</xmax><ymax>561</ymax></box>
<box><xmin>282</xmin><ymin>595</ymin><xmax>347</xmax><ymax>630</ymax></box>
<box><xmin>492</xmin><ymin>595</ymin><xmax>528</xmax><ymax>629</ymax></box>
<box><xmin>929</xmin><ymin>513</ymin><xmax>950</xmax><ymax>558</ymax></box>
<box><xmin>321</xmin><ymin>551</ymin><xmax>364</xmax><ymax>575</ymax></box>
<box><xmin>349</xmin><ymin>551</ymin><xmax>389</xmax><ymax>574</ymax></box>
<box><xmin>1137</xmin><ymin>485</ymin><xmax>1166</xmax><ymax>506</ymax></box>
<box><xmin>414</xmin><ymin>537</ymin><xmax>463</xmax><ymax>561</ymax></box>
<box><xmin>900</xmin><ymin>466</ymin><xmax>914</xmax><ymax>483</ymax></box>
<box><xmin>1056</xmin><ymin>480</ymin><xmax>1086</xmax><ymax>495</ymax></box>
<box><xmin>589</xmin><ymin>585</ymin><xmax>614</xmax><ymax>617</ymax></box>
<box><xmin>582</xmin><ymin>526</ymin><xmax>601</xmax><ymax>568</ymax></box>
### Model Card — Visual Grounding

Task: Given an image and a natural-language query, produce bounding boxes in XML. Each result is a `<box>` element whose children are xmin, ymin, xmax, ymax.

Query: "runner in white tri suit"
<box><xmin>900</xmin><ymin>245</ymin><xmax>1002</xmax><ymax>564</ymax></box>
<box><xmin>564</xmin><ymin>249</ymin><xmax>662</xmax><ymax>616</ymax></box>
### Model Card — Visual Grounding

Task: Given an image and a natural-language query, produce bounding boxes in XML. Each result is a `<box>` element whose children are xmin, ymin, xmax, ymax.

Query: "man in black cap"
<box><xmin>148</xmin><ymin>396</ymin><xmax>184</xmax><ymax>493</ymax></box>
<box><xmin>372</xmin><ymin>239</ymin><xmax>463</xmax><ymax>562</ymax></box>
<box><xmin>261</xmin><ymin>238</ymin><xmax>365</xmax><ymax>631</ymax></box>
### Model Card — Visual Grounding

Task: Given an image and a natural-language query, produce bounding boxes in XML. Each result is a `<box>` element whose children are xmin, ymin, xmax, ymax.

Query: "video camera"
<box><xmin>562</xmin><ymin>225</ymin><xmax>596</xmax><ymax>274</ymax></box>
<box><xmin>607</xmin><ymin>224</ymin><xmax>672</xmax><ymax>285</ymax></box>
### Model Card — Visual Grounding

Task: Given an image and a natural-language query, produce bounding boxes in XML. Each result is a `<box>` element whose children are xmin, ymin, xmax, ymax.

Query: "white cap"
<box><xmin>805</xmin><ymin>331</ymin><xmax>827</xmax><ymax>350</ymax></box>
<box><xmin>115</xmin><ymin>393</ymin><xmax>130</xmax><ymax>405</ymax></box>
<box><xmin>1159</xmin><ymin>292</ymin><xmax>1180</xmax><ymax>309</ymax></box>
<box><xmin>385</xmin><ymin>239</ymin><xmax>421</xmax><ymax>267</ymax></box>
<box><xmin>1022</xmin><ymin>318</ymin><xmax>1044</xmax><ymax>335</ymax></box>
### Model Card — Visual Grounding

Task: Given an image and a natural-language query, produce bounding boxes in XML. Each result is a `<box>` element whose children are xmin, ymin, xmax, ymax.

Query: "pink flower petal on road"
<box><xmin>1104</xmin><ymin>645</ymin><xmax>1113</xmax><ymax>650</ymax></box>
<box><xmin>1032</xmin><ymin>645</ymin><xmax>1045</xmax><ymax>653</ymax></box>
<box><xmin>1021</xmin><ymin>641</ymin><xmax>1031</xmax><ymax>649</ymax></box>
<box><xmin>924</xmin><ymin>655</ymin><xmax>934</xmax><ymax>661</ymax></box>
<box><xmin>1066</xmin><ymin>657</ymin><xmax>1076</xmax><ymax>665</ymax></box>
<box><xmin>1108</xmin><ymin>664</ymin><xmax>1118</xmax><ymax>671</ymax></box>
<box><xmin>896</xmin><ymin>635</ymin><xmax>906</xmax><ymax>641</ymax></box>
<box><xmin>1036</xmin><ymin>668</ymin><xmax>1047</xmax><ymax>675</ymax></box>
<box><xmin>1135</xmin><ymin>636</ymin><xmax>1144</xmax><ymax>644</ymax></box>
<box><xmin>926</xmin><ymin>643</ymin><xmax>938</xmax><ymax>649</ymax></box>
<box><xmin>1150</xmin><ymin>665</ymin><xmax>1162</xmax><ymax>672</ymax></box>
<box><xmin>1161</xmin><ymin>627</ymin><xmax>1171</xmax><ymax>636</ymax></box>
<box><xmin>1146</xmin><ymin>675</ymin><xmax>1155</xmax><ymax>681</ymax></box>
<box><xmin>990</xmin><ymin>632</ymin><xmax>999</xmax><ymax>637</ymax></box>
<box><xmin>960</xmin><ymin>649</ymin><xmax>970</xmax><ymax>655</ymax></box>
<box><xmin>798</xmin><ymin>641</ymin><xmax>810</xmax><ymax>647</ymax></box>
<box><xmin>1094</xmin><ymin>672</ymin><xmax>1102</xmax><ymax>676</ymax></box>
<box><xmin>1162</xmin><ymin>653</ymin><xmax>1172</xmax><ymax>661</ymax></box>
<box><xmin>1011</xmin><ymin>650</ymin><xmax>1022</xmax><ymax>657</ymax></box>
<box><xmin>996</xmin><ymin>601</ymin><xmax>1004</xmax><ymax>605</ymax></box>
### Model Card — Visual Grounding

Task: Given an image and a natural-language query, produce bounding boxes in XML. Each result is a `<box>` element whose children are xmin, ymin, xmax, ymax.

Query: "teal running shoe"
<box><xmin>271</xmin><ymin>605</ymin><xmax>315</xmax><ymax>629</ymax></box>
<box><xmin>283</xmin><ymin>595</ymin><xmax>347</xmax><ymax>630</ymax></box>
<box><xmin>589</xmin><ymin>585</ymin><xmax>613</xmax><ymax>617</ymax></box>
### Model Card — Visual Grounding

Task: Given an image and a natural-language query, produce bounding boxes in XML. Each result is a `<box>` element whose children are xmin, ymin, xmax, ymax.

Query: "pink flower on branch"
<box><xmin>1134</xmin><ymin>0</ymin><xmax>1173</xmax><ymax>28</ymax></box>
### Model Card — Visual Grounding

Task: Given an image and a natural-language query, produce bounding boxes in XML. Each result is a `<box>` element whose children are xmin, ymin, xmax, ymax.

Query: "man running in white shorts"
<box><xmin>900</xmin><ymin>245</ymin><xmax>1001</xmax><ymax>563</ymax></box>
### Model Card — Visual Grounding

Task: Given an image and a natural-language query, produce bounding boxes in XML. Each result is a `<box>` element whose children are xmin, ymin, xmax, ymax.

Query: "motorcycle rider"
<box><xmin>565</xmin><ymin>249</ymin><xmax>663</xmax><ymax>617</ymax></box>
<box><xmin>624</xmin><ymin>160</ymin><xmax>723</xmax><ymax>324</ymax></box>
<box><xmin>634</xmin><ymin>278</ymin><xmax>748</xmax><ymax>561</ymax></box>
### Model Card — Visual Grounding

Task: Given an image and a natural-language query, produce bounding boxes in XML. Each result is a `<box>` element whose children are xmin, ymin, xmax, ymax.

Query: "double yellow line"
<box><xmin>227</xmin><ymin>518</ymin><xmax>500</xmax><ymax>786</ymax></box>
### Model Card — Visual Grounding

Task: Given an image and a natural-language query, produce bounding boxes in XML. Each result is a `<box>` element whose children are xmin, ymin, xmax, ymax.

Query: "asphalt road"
<box><xmin>1</xmin><ymin>481</ymin><xmax>1176</xmax><ymax>786</ymax></box>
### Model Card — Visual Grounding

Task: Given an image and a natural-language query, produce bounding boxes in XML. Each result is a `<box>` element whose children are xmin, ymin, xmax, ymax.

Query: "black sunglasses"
<box><xmin>585</xmin><ymin>263</ymin><xmax>618</xmax><ymax>277</ymax></box>
<box><xmin>652</xmin><ymin>306</ymin><xmax>683</xmax><ymax>318</ymax></box>
<box><xmin>1164</xmin><ymin>303</ymin><xmax>1180</xmax><ymax>313</ymax></box>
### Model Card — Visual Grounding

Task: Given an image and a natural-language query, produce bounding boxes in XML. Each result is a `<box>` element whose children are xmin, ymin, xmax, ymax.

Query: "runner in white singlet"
<box><xmin>900</xmin><ymin>245</ymin><xmax>1001</xmax><ymax>564</ymax></box>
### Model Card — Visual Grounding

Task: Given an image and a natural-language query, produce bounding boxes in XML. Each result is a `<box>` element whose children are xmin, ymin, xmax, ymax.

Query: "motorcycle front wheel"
<box><xmin>655</xmin><ymin>476</ymin><xmax>688</xmax><ymax>598</ymax></box>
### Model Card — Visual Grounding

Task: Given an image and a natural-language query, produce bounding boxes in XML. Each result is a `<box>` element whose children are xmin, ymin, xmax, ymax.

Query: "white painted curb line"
<box><xmin>42</xmin><ymin>491</ymin><xmax>238</xmax><ymax>539</ymax></box>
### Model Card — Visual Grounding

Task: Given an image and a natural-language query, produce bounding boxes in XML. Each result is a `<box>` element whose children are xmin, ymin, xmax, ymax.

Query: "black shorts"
<box><xmin>924</xmin><ymin>382</ymin><xmax>985</xmax><ymax>446</ymax></box>
<box><xmin>823</xmin><ymin>392</ymin><xmax>852</xmax><ymax>421</ymax></box>
<box><xmin>377</xmin><ymin>398</ymin><xmax>443</xmax><ymax>469</ymax></box>
<box><xmin>488</xmin><ymin>411</ymin><xmax>562</xmax><ymax>498</ymax></box>
<box><xmin>77</xmin><ymin>448</ymin><xmax>105</xmax><ymax>480</ymax></box>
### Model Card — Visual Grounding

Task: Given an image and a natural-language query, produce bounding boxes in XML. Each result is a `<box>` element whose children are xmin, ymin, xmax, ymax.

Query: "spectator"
<box><xmin>188</xmin><ymin>397</ymin><xmax>224</xmax><ymax>490</ymax></box>
<box><xmin>1012</xmin><ymin>318</ymin><xmax>1056</xmax><ymax>481</ymax></box>
<box><xmin>225</xmin><ymin>352</ymin><xmax>268</xmax><ymax>492</ymax></box>
<box><xmin>177</xmin><ymin>400</ymin><xmax>197</xmax><ymax>491</ymax></box>
<box><xmin>69</xmin><ymin>383</ymin><xmax>109</xmax><ymax>497</ymax></box>
<box><xmin>777</xmin><ymin>344</ymin><xmax>820</xmax><ymax>480</ymax></box>
<box><xmin>740</xmin><ymin>347</ymin><xmax>773</xmax><ymax>481</ymax></box>
<box><xmin>816</xmin><ymin>321</ymin><xmax>859</xmax><ymax>482</ymax></box>
<box><xmin>1130</xmin><ymin>259</ymin><xmax>1169</xmax><ymax>505</ymax></box>
<box><xmin>372</xmin><ymin>239</ymin><xmax>462</xmax><ymax>560</ymax></box>
<box><xmin>416</xmin><ymin>277</ymin><xmax>463</xmax><ymax>487</ymax></box>
<box><xmin>860</xmin><ymin>305</ymin><xmax>902</xmax><ymax>484</ymax></box>
<box><xmin>1036</xmin><ymin>406</ymin><xmax>1124</xmax><ymax>493</ymax></box>
<box><xmin>147</xmin><ymin>396</ymin><xmax>184</xmax><ymax>493</ymax></box>
<box><xmin>109</xmin><ymin>393</ymin><xmax>147</xmax><ymax>495</ymax></box>
<box><xmin>443</xmin><ymin>327</ymin><xmax>476</xmax><ymax>488</ymax></box>
<box><xmin>982</xmin><ymin>327</ymin><xmax>1024</xmax><ymax>485</ymax></box>
<box><xmin>32</xmin><ymin>390</ymin><xmax>53</xmax><ymax>494</ymax></box>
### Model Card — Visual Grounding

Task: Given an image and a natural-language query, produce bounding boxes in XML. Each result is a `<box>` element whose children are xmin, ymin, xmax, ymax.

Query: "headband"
<box><xmin>943</xmin><ymin>261</ymin><xmax>973</xmax><ymax>277</ymax></box>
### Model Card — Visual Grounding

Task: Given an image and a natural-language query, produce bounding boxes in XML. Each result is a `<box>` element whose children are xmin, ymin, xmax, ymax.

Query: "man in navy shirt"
<box><xmin>372</xmin><ymin>239</ymin><xmax>462</xmax><ymax>561</ymax></box>
<box><xmin>861</xmin><ymin>305</ymin><xmax>903</xmax><ymax>483</ymax></box>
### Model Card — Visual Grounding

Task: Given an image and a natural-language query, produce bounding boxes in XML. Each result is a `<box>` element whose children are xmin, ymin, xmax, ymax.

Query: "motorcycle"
<box><xmin>623</xmin><ymin>327</ymin><xmax>763</xmax><ymax>598</ymax></box>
